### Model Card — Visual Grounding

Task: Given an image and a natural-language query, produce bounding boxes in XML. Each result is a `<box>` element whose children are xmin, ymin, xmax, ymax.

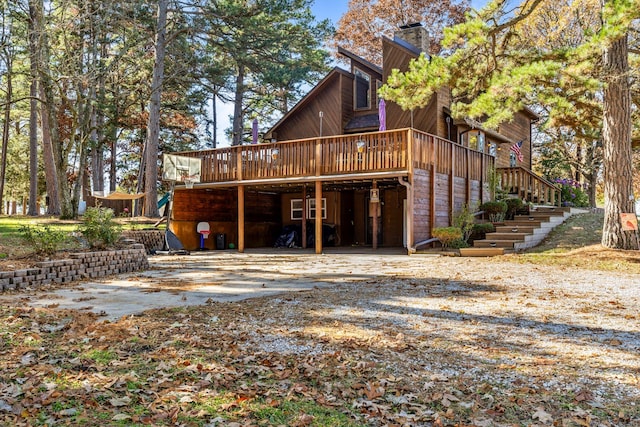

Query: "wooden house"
<box><xmin>169</xmin><ymin>24</ymin><xmax>559</xmax><ymax>253</ymax></box>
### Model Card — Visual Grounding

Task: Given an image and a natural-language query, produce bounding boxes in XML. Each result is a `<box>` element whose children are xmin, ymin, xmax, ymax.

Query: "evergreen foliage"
<box><xmin>77</xmin><ymin>206</ymin><xmax>122</xmax><ymax>249</ymax></box>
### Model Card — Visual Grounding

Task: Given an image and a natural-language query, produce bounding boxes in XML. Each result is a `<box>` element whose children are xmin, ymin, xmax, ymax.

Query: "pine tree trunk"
<box><xmin>211</xmin><ymin>94</ymin><xmax>217</xmax><ymax>149</ymax></box>
<box><xmin>90</xmin><ymin>87</ymin><xmax>104</xmax><ymax>193</ymax></box>
<box><xmin>28</xmin><ymin>79</ymin><xmax>39</xmax><ymax>216</ymax></box>
<box><xmin>27</xmin><ymin>2</ymin><xmax>40</xmax><ymax>216</ymax></box>
<box><xmin>601</xmin><ymin>35</ymin><xmax>636</xmax><ymax>249</ymax></box>
<box><xmin>143</xmin><ymin>0</ymin><xmax>168</xmax><ymax>218</ymax></box>
<box><xmin>30</xmin><ymin>0</ymin><xmax>70</xmax><ymax>217</ymax></box>
<box><xmin>232</xmin><ymin>64</ymin><xmax>245</xmax><ymax>146</ymax></box>
<box><xmin>0</xmin><ymin>51</ymin><xmax>11</xmax><ymax>215</ymax></box>
<box><xmin>39</xmin><ymin>84</ymin><xmax>60</xmax><ymax>215</ymax></box>
<box><xmin>109</xmin><ymin>105</ymin><xmax>119</xmax><ymax>192</ymax></box>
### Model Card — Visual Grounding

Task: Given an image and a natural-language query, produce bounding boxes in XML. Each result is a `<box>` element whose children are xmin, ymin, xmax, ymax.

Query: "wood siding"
<box><xmin>382</xmin><ymin>38</ymin><xmax>438</xmax><ymax>134</ymax></box>
<box><xmin>435</xmin><ymin>87</ymin><xmax>452</xmax><ymax>139</ymax></box>
<box><xmin>272</xmin><ymin>72</ymin><xmax>345</xmax><ymax>141</ymax></box>
<box><xmin>382</xmin><ymin>187</ymin><xmax>406</xmax><ymax>247</ymax></box>
<box><xmin>495</xmin><ymin>111</ymin><xmax>533</xmax><ymax>167</ymax></box>
<box><xmin>340</xmin><ymin>73</ymin><xmax>354</xmax><ymax>131</ymax></box>
<box><xmin>412</xmin><ymin>169</ymin><xmax>432</xmax><ymax>243</ymax></box>
<box><xmin>170</xmin><ymin>189</ymin><xmax>280</xmax><ymax>250</ymax></box>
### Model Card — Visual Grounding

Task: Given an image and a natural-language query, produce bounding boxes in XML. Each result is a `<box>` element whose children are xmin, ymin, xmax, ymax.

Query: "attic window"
<box><xmin>354</xmin><ymin>68</ymin><xmax>371</xmax><ymax>110</ymax></box>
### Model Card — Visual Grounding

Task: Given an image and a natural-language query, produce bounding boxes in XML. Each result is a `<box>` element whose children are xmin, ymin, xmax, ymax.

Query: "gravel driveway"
<box><xmin>1</xmin><ymin>248</ymin><xmax>639</xmax><ymax>425</ymax></box>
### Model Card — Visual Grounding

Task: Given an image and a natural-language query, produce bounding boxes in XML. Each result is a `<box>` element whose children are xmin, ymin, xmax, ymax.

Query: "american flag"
<box><xmin>510</xmin><ymin>140</ymin><xmax>524</xmax><ymax>162</ymax></box>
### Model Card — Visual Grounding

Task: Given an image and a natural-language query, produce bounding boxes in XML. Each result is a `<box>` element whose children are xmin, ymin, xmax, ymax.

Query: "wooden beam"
<box><xmin>315</xmin><ymin>180</ymin><xmax>322</xmax><ymax>254</ymax></box>
<box><xmin>372</xmin><ymin>180</ymin><xmax>378</xmax><ymax>250</ymax></box>
<box><xmin>466</xmin><ymin>149</ymin><xmax>471</xmax><ymax>205</ymax></box>
<box><xmin>430</xmin><ymin>140</ymin><xmax>436</xmax><ymax>234</ymax></box>
<box><xmin>449</xmin><ymin>143</ymin><xmax>455</xmax><ymax>221</ymax></box>
<box><xmin>480</xmin><ymin>154</ymin><xmax>485</xmax><ymax>203</ymax></box>
<box><xmin>403</xmin><ymin>130</ymin><xmax>415</xmax><ymax>252</ymax></box>
<box><xmin>236</xmin><ymin>146</ymin><xmax>243</xmax><ymax>181</ymax></box>
<box><xmin>237</xmin><ymin>185</ymin><xmax>245</xmax><ymax>253</ymax></box>
<box><xmin>302</xmin><ymin>186</ymin><xmax>307</xmax><ymax>249</ymax></box>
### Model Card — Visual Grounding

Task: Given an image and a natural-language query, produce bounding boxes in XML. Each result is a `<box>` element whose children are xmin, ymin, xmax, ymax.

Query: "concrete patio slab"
<box><xmin>16</xmin><ymin>249</ymin><xmax>410</xmax><ymax>321</ymax></box>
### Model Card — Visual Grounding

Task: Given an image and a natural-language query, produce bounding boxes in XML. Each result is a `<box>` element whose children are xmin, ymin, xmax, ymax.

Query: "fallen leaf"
<box><xmin>109</xmin><ymin>396</ymin><xmax>132</xmax><ymax>407</ymax></box>
<box><xmin>0</xmin><ymin>399</ymin><xmax>12</xmax><ymax>412</ymax></box>
<box><xmin>59</xmin><ymin>408</ymin><xmax>78</xmax><ymax>416</ymax></box>
<box><xmin>112</xmin><ymin>413</ymin><xmax>131</xmax><ymax>421</ymax></box>
<box><xmin>292</xmin><ymin>413</ymin><xmax>315</xmax><ymax>426</ymax></box>
<box><xmin>532</xmin><ymin>406</ymin><xmax>553</xmax><ymax>424</ymax></box>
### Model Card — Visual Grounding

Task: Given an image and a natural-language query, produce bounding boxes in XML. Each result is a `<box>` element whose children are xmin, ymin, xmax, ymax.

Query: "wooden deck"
<box><xmin>170</xmin><ymin>129</ymin><xmax>560</xmax><ymax>254</ymax></box>
<box><xmin>176</xmin><ymin>128</ymin><xmax>494</xmax><ymax>187</ymax></box>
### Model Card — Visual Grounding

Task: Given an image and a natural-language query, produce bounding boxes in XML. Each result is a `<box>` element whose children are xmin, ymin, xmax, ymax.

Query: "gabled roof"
<box><xmin>381</xmin><ymin>35</ymin><xmax>429</xmax><ymax>61</ymax></box>
<box><xmin>265</xmin><ymin>67</ymin><xmax>352</xmax><ymax>139</ymax></box>
<box><xmin>453</xmin><ymin>116</ymin><xmax>516</xmax><ymax>145</ymax></box>
<box><xmin>337</xmin><ymin>47</ymin><xmax>383</xmax><ymax>77</ymax></box>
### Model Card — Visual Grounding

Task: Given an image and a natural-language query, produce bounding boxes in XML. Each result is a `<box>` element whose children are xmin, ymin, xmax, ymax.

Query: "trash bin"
<box><xmin>216</xmin><ymin>233</ymin><xmax>226</xmax><ymax>250</ymax></box>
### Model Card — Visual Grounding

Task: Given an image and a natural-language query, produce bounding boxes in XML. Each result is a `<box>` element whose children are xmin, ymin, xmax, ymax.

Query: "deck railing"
<box><xmin>179</xmin><ymin>129</ymin><xmax>410</xmax><ymax>182</ymax></box>
<box><xmin>412</xmin><ymin>130</ymin><xmax>492</xmax><ymax>182</ymax></box>
<box><xmin>497</xmin><ymin>167</ymin><xmax>561</xmax><ymax>206</ymax></box>
<box><xmin>177</xmin><ymin>128</ymin><xmax>495</xmax><ymax>184</ymax></box>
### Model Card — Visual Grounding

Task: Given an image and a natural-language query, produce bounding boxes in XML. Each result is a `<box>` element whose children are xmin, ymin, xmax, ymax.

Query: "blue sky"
<box><xmin>311</xmin><ymin>0</ymin><xmax>490</xmax><ymax>25</ymax></box>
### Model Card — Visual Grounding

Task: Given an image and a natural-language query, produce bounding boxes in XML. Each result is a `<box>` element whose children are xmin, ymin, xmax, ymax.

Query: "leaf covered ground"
<box><xmin>1</xmin><ymin>250</ymin><xmax>639</xmax><ymax>426</ymax></box>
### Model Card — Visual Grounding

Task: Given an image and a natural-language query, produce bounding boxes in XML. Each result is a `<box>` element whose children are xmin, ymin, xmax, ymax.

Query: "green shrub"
<box><xmin>504</xmin><ymin>198</ymin><xmax>524</xmax><ymax>220</ymax></box>
<box><xmin>432</xmin><ymin>227</ymin><xmax>463</xmax><ymax>249</ymax></box>
<box><xmin>77</xmin><ymin>206</ymin><xmax>122</xmax><ymax>249</ymax></box>
<box><xmin>448</xmin><ymin>238</ymin><xmax>470</xmax><ymax>249</ymax></box>
<box><xmin>480</xmin><ymin>201</ymin><xmax>508</xmax><ymax>222</ymax></box>
<box><xmin>19</xmin><ymin>225</ymin><xmax>70</xmax><ymax>256</ymax></box>
<box><xmin>469</xmin><ymin>223</ymin><xmax>495</xmax><ymax>242</ymax></box>
<box><xmin>452</xmin><ymin>203</ymin><xmax>478</xmax><ymax>242</ymax></box>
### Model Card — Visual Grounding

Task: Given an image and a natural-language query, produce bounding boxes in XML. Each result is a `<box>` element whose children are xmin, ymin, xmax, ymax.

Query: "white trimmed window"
<box><xmin>291</xmin><ymin>199</ymin><xmax>304</xmax><ymax>220</ymax></box>
<box><xmin>291</xmin><ymin>198</ymin><xmax>327</xmax><ymax>220</ymax></box>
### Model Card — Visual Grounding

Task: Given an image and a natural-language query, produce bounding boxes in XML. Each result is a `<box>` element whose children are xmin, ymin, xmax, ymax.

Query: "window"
<box><xmin>461</xmin><ymin>130</ymin><xmax>485</xmax><ymax>152</ymax></box>
<box><xmin>308</xmin><ymin>198</ymin><xmax>327</xmax><ymax>219</ymax></box>
<box><xmin>510</xmin><ymin>151</ymin><xmax>517</xmax><ymax>167</ymax></box>
<box><xmin>489</xmin><ymin>143</ymin><xmax>497</xmax><ymax>157</ymax></box>
<box><xmin>354</xmin><ymin>68</ymin><xmax>371</xmax><ymax>110</ymax></box>
<box><xmin>291</xmin><ymin>199</ymin><xmax>304</xmax><ymax>220</ymax></box>
<box><xmin>291</xmin><ymin>198</ymin><xmax>327</xmax><ymax>220</ymax></box>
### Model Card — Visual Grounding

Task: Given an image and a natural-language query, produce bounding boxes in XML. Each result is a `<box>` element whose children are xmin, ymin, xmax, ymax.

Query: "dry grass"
<box><xmin>512</xmin><ymin>212</ymin><xmax>640</xmax><ymax>274</ymax></box>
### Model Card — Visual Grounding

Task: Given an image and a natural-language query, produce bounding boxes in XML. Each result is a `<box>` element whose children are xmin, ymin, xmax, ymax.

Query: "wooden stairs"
<box><xmin>470</xmin><ymin>206</ymin><xmax>575</xmax><ymax>253</ymax></box>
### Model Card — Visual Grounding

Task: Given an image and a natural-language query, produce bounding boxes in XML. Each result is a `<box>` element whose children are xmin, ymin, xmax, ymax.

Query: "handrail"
<box><xmin>497</xmin><ymin>167</ymin><xmax>561</xmax><ymax>206</ymax></box>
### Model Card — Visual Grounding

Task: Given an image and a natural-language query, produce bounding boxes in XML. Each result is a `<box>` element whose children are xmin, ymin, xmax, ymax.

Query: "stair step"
<box><xmin>514</xmin><ymin>214</ymin><xmax>553</xmax><ymax>222</ymax></box>
<box><xmin>459</xmin><ymin>247</ymin><xmax>505</xmax><ymax>257</ymax></box>
<box><xmin>485</xmin><ymin>232</ymin><xmax>530</xmax><ymax>240</ymax></box>
<box><xmin>494</xmin><ymin>225</ymin><xmax>537</xmax><ymax>234</ymax></box>
<box><xmin>474</xmin><ymin>240</ymin><xmax>518</xmax><ymax>249</ymax></box>
<box><xmin>472</xmin><ymin>205</ymin><xmax>575</xmax><ymax>251</ymax></box>
<box><xmin>505</xmin><ymin>219</ymin><xmax>544</xmax><ymax>227</ymax></box>
<box><xmin>531</xmin><ymin>206</ymin><xmax>571</xmax><ymax>214</ymax></box>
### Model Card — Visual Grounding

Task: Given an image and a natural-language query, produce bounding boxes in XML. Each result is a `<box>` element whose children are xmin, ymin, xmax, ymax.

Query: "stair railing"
<box><xmin>497</xmin><ymin>167</ymin><xmax>561</xmax><ymax>206</ymax></box>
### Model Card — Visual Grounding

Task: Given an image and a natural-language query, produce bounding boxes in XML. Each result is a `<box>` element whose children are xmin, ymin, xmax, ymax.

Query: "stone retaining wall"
<box><xmin>0</xmin><ymin>244</ymin><xmax>148</xmax><ymax>292</ymax></box>
<box><xmin>122</xmin><ymin>230</ymin><xmax>165</xmax><ymax>254</ymax></box>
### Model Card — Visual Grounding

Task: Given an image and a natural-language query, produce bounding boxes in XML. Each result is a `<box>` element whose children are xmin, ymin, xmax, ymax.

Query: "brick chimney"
<box><xmin>394</xmin><ymin>23</ymin><xmax>430</xmax><ymax>53</ymax></box>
